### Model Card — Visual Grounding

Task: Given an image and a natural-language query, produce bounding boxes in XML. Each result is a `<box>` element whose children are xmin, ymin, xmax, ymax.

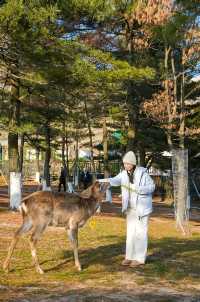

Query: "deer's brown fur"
<box><xmin>3</xmin><ymin>181</ymin><xmax>107</xmax><ymax>274</ymax></box>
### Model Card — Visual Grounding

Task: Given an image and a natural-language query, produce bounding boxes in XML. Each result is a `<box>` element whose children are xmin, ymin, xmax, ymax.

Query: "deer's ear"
<box><xmin>79</xmin><ymin>186</ymin><xmax>93</xmax><ymax>199</ymax></box>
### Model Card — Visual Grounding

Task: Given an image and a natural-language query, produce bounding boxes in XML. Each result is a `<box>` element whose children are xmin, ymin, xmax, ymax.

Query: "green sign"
<box><xmin>112</xmin><ymin>130</ymin><xmax>122</xmax><ymax>140</ymax></box>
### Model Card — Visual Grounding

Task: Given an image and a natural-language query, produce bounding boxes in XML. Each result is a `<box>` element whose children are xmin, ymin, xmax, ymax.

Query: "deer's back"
<box><xmin>21</xmin><ymin>191</ymin><xmax>54</xmax><ymax>222</ymax></box>
<box><xmin>21</xmin><ymin>191</ymin><xmax>92</xmax><ymax>227</ymax></box>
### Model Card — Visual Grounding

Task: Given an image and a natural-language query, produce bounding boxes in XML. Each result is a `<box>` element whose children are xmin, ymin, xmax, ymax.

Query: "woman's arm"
<box><xmin>98</xmin><ymin>172</ymin><xmax>122</xmax><ymax>187</ymax></box>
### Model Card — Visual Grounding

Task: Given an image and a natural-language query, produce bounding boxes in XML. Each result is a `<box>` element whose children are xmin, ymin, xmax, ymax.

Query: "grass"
<box><xmin>1</xmin><ymin>212</ymin><xmax>200</xmax><ymax>300</ymax></box>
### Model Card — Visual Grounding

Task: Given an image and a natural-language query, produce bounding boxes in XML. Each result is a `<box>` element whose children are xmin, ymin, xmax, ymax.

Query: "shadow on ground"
<box><xmin>0</xmin><ymin>286</ymin><xmax>200</xmax><ymax>302</ymax></box>
<box><xmin>26</xmin><ymin>235</ymin><xmax>200</xmax><ymax>283</ymax></box>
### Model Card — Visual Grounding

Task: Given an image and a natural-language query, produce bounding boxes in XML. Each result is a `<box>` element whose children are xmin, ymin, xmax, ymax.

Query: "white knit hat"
<box><xmin>123</xmin><ymin>151</ymin><xmax>137</xmax><ymax>165</ymax></box>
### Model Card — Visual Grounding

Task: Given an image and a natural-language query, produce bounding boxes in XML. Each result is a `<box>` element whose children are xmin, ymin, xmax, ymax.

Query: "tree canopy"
<box><xmin>0</xmin><ymin>0</ymin><xmax>200</xmax><ymax>180</ymax></box>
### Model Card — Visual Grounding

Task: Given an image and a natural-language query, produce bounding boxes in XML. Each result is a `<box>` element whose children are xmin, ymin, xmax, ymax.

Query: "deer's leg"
<box><xmin>67</xmin><ymin>227</ymin><xmax>81</xmax><ymax>271</ymax></box>
<box><xmin>3</xmin><ymin>220</ymin><xmax>33</xmax><ymax>272</ymax></box>
<box><xmin>29</xmin><ymin>224</ymin><xmax>47</xmax><ymax>274</ymax></box>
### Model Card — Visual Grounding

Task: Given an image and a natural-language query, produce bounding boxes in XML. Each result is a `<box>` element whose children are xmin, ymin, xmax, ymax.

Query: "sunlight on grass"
<box><xmin>1</xmin><ymin>215</ymin><xmax>200</xmax><ymax>291</ymax></box>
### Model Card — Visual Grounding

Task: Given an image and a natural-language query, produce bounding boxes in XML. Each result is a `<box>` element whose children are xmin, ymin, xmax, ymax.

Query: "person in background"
<box><xmin>58</xmin><ymin>165</ymin><xmax>67</xmax><ymax>192</ymax></box>
<box><xmin>98</xmin><ymin>151</ymin><xmax>155</xmax><ymax>267</ymax></box>
<box><xmin>79</xmin><ymin>167</ymin><xmax>92</xmax><ymax>189</ymax></box>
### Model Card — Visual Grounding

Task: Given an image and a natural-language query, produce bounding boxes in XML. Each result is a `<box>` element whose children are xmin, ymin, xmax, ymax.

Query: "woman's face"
<box><xmin>124</xmin><ymin>162</ymin><xmax>135</xmax><ymax>172</ymax></box>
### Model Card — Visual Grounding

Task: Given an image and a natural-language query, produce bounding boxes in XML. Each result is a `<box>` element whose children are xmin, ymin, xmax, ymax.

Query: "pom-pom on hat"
<box><xmin>123</xmin><ymin>151</ymin><xmax>137</xmax><ymax>165</ymax></box>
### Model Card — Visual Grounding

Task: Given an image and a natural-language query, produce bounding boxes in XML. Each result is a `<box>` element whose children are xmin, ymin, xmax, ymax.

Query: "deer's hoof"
<box><xmin>76</xmin><ymin>265</ymin><xmax>82</xmax><ymax>271</ymax></box>
<box><xmin>36</xmin><ymin>267</ymin><xmax>44</xmax><ymax>274</ymax></box>
<box><xmin>2</xmin><ymin>263</ymin><xmax>9</xmax><ymax>273</ymax></box>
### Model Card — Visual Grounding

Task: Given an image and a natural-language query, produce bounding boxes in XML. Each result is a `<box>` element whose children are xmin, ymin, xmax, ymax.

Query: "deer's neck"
<box><xmin>85</xmin><ymin>198</ymin><xmax>100</xmax><ymax>216</ymax></box>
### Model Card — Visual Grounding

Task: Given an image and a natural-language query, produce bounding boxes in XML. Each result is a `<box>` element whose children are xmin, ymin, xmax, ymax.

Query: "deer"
<box><xmin>3</xmin><ymin>181</ymin><xmax>108</xmax><ymax>274</ymax></box>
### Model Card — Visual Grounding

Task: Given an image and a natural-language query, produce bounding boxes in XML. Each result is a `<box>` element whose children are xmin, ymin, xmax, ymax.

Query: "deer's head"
<box><xmin>79</xmin><ymin>181</ymin><xmax>109</xmax><ymax>202</ymax></box>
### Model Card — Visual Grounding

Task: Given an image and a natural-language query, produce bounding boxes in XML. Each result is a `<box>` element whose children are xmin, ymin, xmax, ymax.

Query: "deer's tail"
<box><xmin>19</xmin><ymin>202</ymin><xmax>28</xmax><ymax>216</ymax></box>
<box><xmin>19</xmin><ymin>195</ymin><xmax>31</xmax><ymax>216</ymax></box>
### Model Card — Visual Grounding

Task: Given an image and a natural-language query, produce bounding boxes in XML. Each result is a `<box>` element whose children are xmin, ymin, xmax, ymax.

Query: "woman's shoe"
<box><xmin>129</xmin><ymin>260</ymin><xmax>144</xmax><ymax>267</ymax></box>
<box><xmin>121</xmin><ymin>259</ymin><xmax>132</xmax><ymax>266</ymax></box>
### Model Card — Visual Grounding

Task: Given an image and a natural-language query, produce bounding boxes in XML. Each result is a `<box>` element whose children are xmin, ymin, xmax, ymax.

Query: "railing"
<box><xmin>0</xmin><ymin>159</ymin><xmax>186</xmax><ymax>202</ymax></box>
<box><xmin>0</xmin><ymin>159</ymin><xmax>122</xmax><ymax>180</ymax></box>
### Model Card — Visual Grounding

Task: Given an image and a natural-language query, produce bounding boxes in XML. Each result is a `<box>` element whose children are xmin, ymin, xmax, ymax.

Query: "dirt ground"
<box><xmin>1</xmin><ymin>185</ymin><xmax>200</xmax><ymax>302</ymax></box>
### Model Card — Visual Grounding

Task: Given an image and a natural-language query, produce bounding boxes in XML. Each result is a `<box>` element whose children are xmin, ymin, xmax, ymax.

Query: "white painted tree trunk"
<box><xmin>67</xmin><ymin>182</ymin><xmax>74</xmax><ymax>193</ymax></box>
<box><xmin>9</xmin><ymin>172</ymin><xmax>22</xmax><ymax>209</ymax></box>
<box><xmin>172</xmin><ymin>149</ymin><xmax>190</xmax><ymax>234</ymax></box>
<box><xmin>106</xmin><ymin>187</ymin><xmax>112</xmax><ymax>203</ymax></box>
<box><xmin>42</xmin><ymin>179</ymin><xmax>51</xmax><ymax>191</ymax></box>
<box><xmin>74</xmin><ymin>174</ymin><xmax>79</xmax><ymax>187</ymax></box>
<box><xmin>35</xmin><ymin>171</ymin><xmax>40</xmax><ymax>183</ymax></box>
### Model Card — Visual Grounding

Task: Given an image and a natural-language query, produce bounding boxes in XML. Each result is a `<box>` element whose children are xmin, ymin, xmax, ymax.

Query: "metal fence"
<box><xmin>0</xmin><ymin>159</ymin><xmax>122</xmax><ymax>181</ymax></box>
<box><xmin>2</xmin><ymin>159</ymin><xmax>190</xmax><ymax>203</ymax></box>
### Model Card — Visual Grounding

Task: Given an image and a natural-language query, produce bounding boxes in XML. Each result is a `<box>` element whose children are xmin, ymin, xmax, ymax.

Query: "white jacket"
<box><xmin>101</xmin><ymin>167</ymin><xmax>155</xmax><ymax>217</ymax></box>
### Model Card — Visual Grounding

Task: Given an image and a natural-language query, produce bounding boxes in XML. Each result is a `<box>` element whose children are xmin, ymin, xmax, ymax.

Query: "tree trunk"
<box><xmin>103</xmin><ymin>117</ymin><xmax>109</xmax><ymax>177</ymax></box>
<box><xmin>19</xmin><ymin>133</ymin><xmax>24</xmax><ymax>173</ymax></box>
<box><xmin>61</xmin><ymin>120</ymin><xmax>66</xmax><ymax>167</ymax></box>
<box><xmin>43</xmin><ymin>122</ymin><xmax>51</xmax><ymax>189</ymax></box>
<box><xmin>126</xmin><ymin>82</ymin><xmax>138</xmax><ymax>151</ymax></box>
<box><xmin>74</xmin><ymin>132</ymin><xmax>79</xmax><ymax>187</ymax></box>
<box><xmin>83</xmin><ymin>98</ymin><xmax>95</xmax><ymax>174</ymax></box>
<box><xmin>8</xmin><ymin>100</ymin><xmax>20</xmax><ymax>172</ymax></box>
<box><xmin>170</xmin><ymin>49</ymin><xmax>188</xmax><ymax>233</ymax></box>
<box><xmin>165</xmin><ymin>46</ymin><xmax>174</xmax><ymax>151</ymax></box>
<box><xmin>65</xmin><ymin>130</ymin><xmax>69</xmax><ymax>182</ymax></box>
<box><xmin>178</xmin><ymin>53</ymin><xmax>185</xmax><ymax>149</ymax></box>
<box><xmin>35</xmin><ymin>147</ymin><xmax>40</xmax><ymax>182</ymax></box>
<box><xmin>125</xmin><ymin>18</ymin><xmax>138</xmax><ymax>152</ymax></box>
<box><xmin>137</xmin><ymin>143</ymin><xmax>146</xmax><ymax>167</ymax></box>
<box><xmin>8</xmin><ymin>131</ymin><xmax>20</xmax><ymax>172</ymax></box>
<box><xmin>8</xmin><ymin>79</ymin><xmax>22</xmax><ymax>209</ymax></box>
<box><xmin>172</xmin><ymin>149</ymin><xmax>189</xmax><ymax>234</ymax></box>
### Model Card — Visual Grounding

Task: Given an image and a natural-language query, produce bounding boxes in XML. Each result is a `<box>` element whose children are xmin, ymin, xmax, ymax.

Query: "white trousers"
<box><xmin>125</xmin><ymin>209</ymin><xmax>149</xmax><ymax>264</ymax></box>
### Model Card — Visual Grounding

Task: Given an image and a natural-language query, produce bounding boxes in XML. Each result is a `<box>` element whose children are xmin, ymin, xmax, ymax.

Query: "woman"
<box><xmin>99</xmin><ymin>151</ymin><xmax>155</xmax><ymax>267</ymax></box>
